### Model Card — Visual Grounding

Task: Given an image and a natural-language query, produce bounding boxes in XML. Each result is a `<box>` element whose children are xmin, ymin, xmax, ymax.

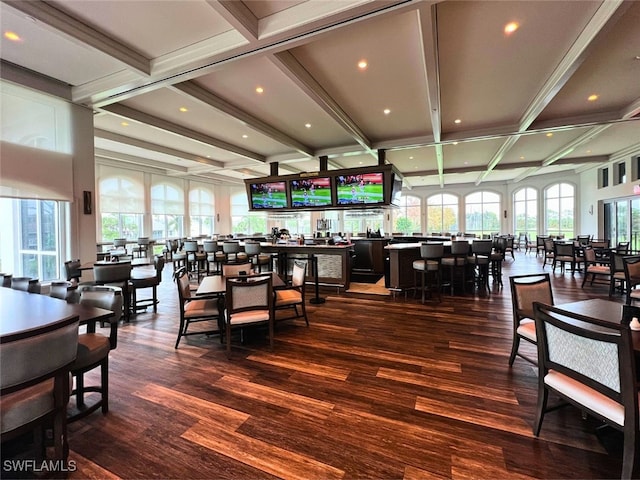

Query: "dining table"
<box><xmin>196</xmin><ymin>272</ymin><xmax>285</xmax><ymax>297</ymax></box>
<box><xmin>553</xmin><ymin>298</ymin><xmax>640</xmax><ymax>352</ymax></box>
<box><xmin>0</xmin><ymin>287</ymin><xmax>115</xmax><ymax>342</ymax></box>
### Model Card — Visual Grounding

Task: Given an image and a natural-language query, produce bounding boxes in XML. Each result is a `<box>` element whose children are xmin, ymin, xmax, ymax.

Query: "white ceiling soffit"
<box><xmin>1</xmin><ymin>0</ymin><xmax>639</xmax><ymax>189</ymax></box>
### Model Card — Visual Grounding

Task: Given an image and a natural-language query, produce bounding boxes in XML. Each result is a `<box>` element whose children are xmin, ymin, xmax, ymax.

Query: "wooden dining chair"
<box><xmin>224</xmin><ymin>275</ymin><xmax>273</xmax><ymax>355</ymax></box>
<box><xmin>274</xmin><ymin>261</ymin><xmax>309</xmax><ymax>324</ymax></box>
<box><xmin>532</xmin><ymin>301</ymin><xmax>639</xmax><ymax>480</ymax></box>
<box><xmin>508</xmin><ymin>273</ymin><xmax>553</xmax><ymax>366</ymax></box>
<box><xmin>174</xmin><ymin>267</ymin><xmax>222</xmax><ymax>348</ymax></box>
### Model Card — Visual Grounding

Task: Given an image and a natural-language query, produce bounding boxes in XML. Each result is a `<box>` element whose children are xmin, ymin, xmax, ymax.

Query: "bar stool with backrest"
<box><xmin>490</xmin><ymin>236</ymin><xmax>506</xmax><ymax>287</ymax></box>
<box><xmin>222</xmin><ymin>241</ymin><xmax>248</xmax><ymax>265</ymax></box>
<box><xmin>130</xmin><ymin>256</ymin><xmax>165</xmax><ymax>313</ymax></box>
<box><xmin>68</xmin><ymin>285</ymin><xmax>122</xmax><ymax>422</ymax></box>
<box><xmin>133</xmin><ymin>237</ymin><xmax>150</xmax><ymax>258</ymax></box>
<box><xmin>244</xmin><ymin>240</ymin><xmax>271</xmax><ymax>273</ymax></box>
<box><xmin>111</xmin><ymin>238</ymin><xmax>128</xmax><ymax>256</ymax></box>
<box><xmin>0</xmin><ymin>313</ymin><xmax>79</xmax><ymax>464</ymax></box>
<box><xmin>441</xmin><ymin>240</ymin><xmax>469</xmax><ymax>295</ymax></box>
<box><xmin>468</xmin><ymin>239</ymin><xmax>492</xmax><ymax>294</ymax></box>
<box><xmin>93</xmin><ymin>262</ymin><xmax>132</xmax><ymax>321</ymax></box>
<box><xmin>11</xmin><ymin>277</ymin><xmax>41</xmax><ymax>294</ymax></box>
<box><xmin>184</xmin><ymin>240</ymin><xmax>205</xmax><ymax>281</ymax></box>
<box><xmin>412</xmin><ymin>242</ymin><xmax>444</xmax><ymax>303</ymax></box>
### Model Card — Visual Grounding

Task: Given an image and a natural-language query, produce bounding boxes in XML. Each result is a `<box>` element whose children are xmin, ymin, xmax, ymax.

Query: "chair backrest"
<box><xmin>533</xmin><ymin>302</ymin><xmax>637</xmax><ymax>425</ymax></box>
<box><xmin>174</xmin><ymin>267</ymin><xmax>192</xmax><ymax>303</ymax></box>
<box><xmin>420</xmin><ymin>242</ymin><xmax>444</xmax><ymax>260</ymax></box>
<box><xmin>223</xmin><ymin>241</ymin><xmax>241</xmax><ymax>254</ymax></box>
<box><xmin>291</xmin><ymin>261</ymin><xmax>307</xmax><ymax>288</ymax></box>
<box><xmin>536</xmin><ymin>236</ymin><xmax>547</xmax><ymax>247</ymax></box>
<box><xmin>154</xmin><ymin>255</ymin><xmax>165</xmax><ymax>282</ymax></box>
<box><xmin>244</xmin><ymin>241</ymin><xmax>261</xmax><ymax>256</ymax></box>
<box><xmin>203</xmin><ymin>240</ymin><xmax>218</xmax><ymax>253</ymax></box>
<box><xmin>11</xmin><ymin>277</ymin><xmax>41</xmax><ymax>294</ymax></box>
<box><xmin>1</xmin><ymin>273</ymin><xmax>12</xmax><ymax>288</ymax></box>
<box><xmin>113</xmin><ymin>238</ymin><xmax>127</xmax><ymax>248</ymax></box>
<box><xmin>225</xmin><ymin>275</ymin><xmax>272</xmax><ymax>314</ymax></box>
<box><xmin>623</xmin><ymin>256</ymin><xmax>640</xmax><ymax>288</ymax></box>
<box><xmin>93</xmin><ymin>262</ymin><xmax>132</xmax><ymax>283</ymax></box>
<box><xmin>64</xmin><ymin>259</ymin><xmax>82</xmax><ymax>282</ymax></box>
<box><xmin>554</xmin><ymin>242</ymin><xmax>574</xmax><ymax>257</ymax></box>
<box><xmin>137</xmin><ymin>237</ymin><xmax>150</xmax><ymax>246</ymax></box>
<box><xmin>591</xmin><ymin>239</ymin><xmax>610</xmax><ymax>249</ymax></box>
<box><xmin>166</xmin><ymin>239</ymin><xmax>178</xmax><ymax>253</ymax></box>
<box><xmin>450</xmin><ymin>240</ymin><xmax>469</xmax><ymax>256</ymax></box>
<box><xmin>222</xmin><ymin>262</ymin><xmax>252</xmax><ymax>277</ymax></box>
<box><xmin>0</xmin><ymin>315</ymin><xmax>79</xmax><ymax>395</ymax></box>
<box><xmin>577</xmin><ymin>235</ymin><xmax>591</xmax><ymax>246</ymax></box>
<box><xmin>509</xmin><ymin>273</ymin><xmax>553</xmax><ymax>321</ymax></box>
<box><xmin>617</xmin><ymin>241</ymin><xmax>630</xmax><ymax>254</ymax></box>
<box><xmin>583</xmin><ymin>246</ymin><xmax>596</xmax><ymax>263</ymax></box>
<box><xmin>610</xmin><ymin>253</ymin><xmax>636</xmax><ymax>275</ymax></box>
<box><xmin>49</xmin><ymin>281</ymin><xmax>76</xmax><ymax>301</ymax></box>
<box><xmin>183</xmin><ymin>240</ymin><xmax>199</xmax><ymax>254</ymax></box>
<box><xmin>543</xmin><ymin>239</ymin><xmax>554</xmax><ymax>253</ymax></box>
<box><xmin>471</xmin><ymin>239</ymin><xmax>493</xmax><ymax>256</ymax></box>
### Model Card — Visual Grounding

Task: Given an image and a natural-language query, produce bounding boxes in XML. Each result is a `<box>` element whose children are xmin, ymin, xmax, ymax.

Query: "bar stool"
<box><xmin>222</xmin><ymin>241</ymin><xmax>248</xmax><ymax>264</ymax></box>
<box><xmin>244</xmin><ymin>241</ymin><xmax>271</xmax><ymax>273</ymax></box>
<box><xmin>412</xmin><ymin>242</ymin><xmax>444</xmax><ymax>303</ymax></box>
<box><xmin>133</xmin><ymin>237</ymin><xmax>150</xmax><ymax>258</ymax></box>
<box><xmin>490</xmin><ymin>237</ymin><xmax>506</xmax><ymax>287</ymax></box>
<box><xmin>441</xmin><ymin>240</ymin><xmax>469</xmax><ymax>295</ymax></box>
<box><xmin>468</xmin><ymin>239</ymin><xmax>492</xmax><ymax>294</ymax></box>
<box><xmin>184</xmin><ymin>240</ymin><xmax>205</xmax><ymax>281</ymax></box>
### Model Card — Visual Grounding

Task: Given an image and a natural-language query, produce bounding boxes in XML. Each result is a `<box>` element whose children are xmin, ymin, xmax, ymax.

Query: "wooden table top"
<box><xmin>553</xmin><ymin>298</ymin><xmax>640</xmax><ymax>352</ymax></box>
<box><xmin>196</xmin><ymin>272</ymin><xmax>285</xmax><ymax>296</ymax></box>
<box><xmin>0</xmin><ymin>287</ymin><xmax>114</xmax><ymax>341</ymax></box>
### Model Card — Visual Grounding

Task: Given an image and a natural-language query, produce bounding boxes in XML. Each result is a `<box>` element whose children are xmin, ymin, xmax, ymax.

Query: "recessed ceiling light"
<box><xmin>383</xmin><ymin>108</ymin><xmax>391</xmax><ymax>115</ymax></box>
<box><xmin>504</xmin><ymin>22</ymin><xmax>519</xmax><ymax>34</ymax></box>
<box><xmin>546</xmin><ymin>132</ymin><xmax>553</xmax><ymax>137</ymax></box>
<box><xmin>121</xmin><ymin>121</ymin><xmax>129</xmax><ymax>127</ymax></box>
<box><xmin>586</xmin><ymin>150</ymin><xmax>592</xmax><ymax>154</ymax></box>
<box><xmin>454</xmin><ymin>119</ymin><xmax>461</xmax><ymax>124</ymax></box>
<box><xmin>358</xmin><ymin>60</ymin><xmax>368</xmax><ymax>70</ymax></box>
<box><xmin>520</xmin><ymin>156</ymin><xmax>525</xmax><ymax>160</ymax></box>
<box><xmin>179</xmin><ymin>107</ymin><xmax>188</xmax><ymax>112</ymax></box>
<box><xmin>409</xmin><ymin>156</ymin><xmax>414</xmax><ymax>160</ymax></box>
<box><xmin>4</xmin><ymin>31</ymin><xmax>22</xmax><ymax>42</ymax></box>
<box><xmin>206</xmin><ymin>155</ymin><xmax>211</xmax><ymax>158</ymax></box>
<box><xmin>242</xmin><ymin>134</ymin><xmax>248</xmax><ymax>139</ymax></box>
<box><xmin>304</xmin><ymin>123</ymin><xmax>311</xmax><ymax>128</ymax></box>
<box><xmin>587</xmin><ymin>94</ymin><xmax>599</xmax><ymax>102</ymax></box>
<box><xmin>453</xmin><ymin>142</ymin><xmax>458</xmax><ymax>145</ymax></box>
<box><xmin>255</xmin><ymin>86</ymin><xmax>264</xmax><ymax>94</ymax></box>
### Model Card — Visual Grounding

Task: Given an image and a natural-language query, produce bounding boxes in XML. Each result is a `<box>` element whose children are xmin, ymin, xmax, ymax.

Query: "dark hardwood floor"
<box><xmin>66</xmin><ymin>250</ymin><xmax>625</xmax><ymax>479</ymax></box>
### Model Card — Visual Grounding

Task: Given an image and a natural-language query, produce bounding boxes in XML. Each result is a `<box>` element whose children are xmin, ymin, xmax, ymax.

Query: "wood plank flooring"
<box><xmin>65</xmin><ymin>251</ymin><xmax>625</xmax><ymax>479</ymax></box>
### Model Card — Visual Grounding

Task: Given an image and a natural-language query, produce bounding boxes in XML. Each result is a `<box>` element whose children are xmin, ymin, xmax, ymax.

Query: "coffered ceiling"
<box><xmin>2</xmin><ymin>0</ymin><xmax>639</xmax><ymax>189</ymax></box>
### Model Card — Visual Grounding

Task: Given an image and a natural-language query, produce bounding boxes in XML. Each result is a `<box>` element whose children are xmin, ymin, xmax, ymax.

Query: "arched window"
<box><xmin>465</xmin><ymin>191</ymin><xmax>501</xmax><ymax>236</ymax></box>
<box><xmin>98</xmin><ymin>166</ymin><xmax>144</xmax><ymax>241</ymax></box>
<box><xmin>513</xmin><ymin>187</ymin><xmax>538</xmax><ymax>240</ymax></box>
<box><xmin>151</xmin><ymin>176</ymin><xmax>184</xmax><ymax>239</ymax></box>
<box><xmin>427</xmin><ymin>193</ymin><xmax>458</xmax><ymax>234</ymax></box>
<box><xmin>231</xmin><ymin>191</ymin><xmax>266</xmax><ymax>234</ymax></box>
<box><xmin>545</xmin><ymin>182</ymin><xmax>575</xmax><ymax>238</ymax></box>
<box><xmin>189</xmin><ymin>185</ymin><xmax>215</xmax><ymax>237</ymax></box>
<box><xmin>391</xmin><ymin>195</ymin><xmax>422</xmax><ymax>235</ymax></box>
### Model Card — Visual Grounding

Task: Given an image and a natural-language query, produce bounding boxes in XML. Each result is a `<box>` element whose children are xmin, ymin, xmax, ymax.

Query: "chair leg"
<box><xmin>622</xmin><ymin>428</ymin><xmax>637</xmax><ymax>480</ymax></box>
<box><xmin>533</xmin><ymin>383</ymin><xmax>549</xmax><ymax>436</ymax></box>
<box><xmin>101</xmin><ymin>357</ymin><xmax>109</xmax><ymax>414</ymax></box>
<box><xmin>75</xmin><ymin>373</ymin><xmax>85</xmax><ymax>408</ymax></box>
<box><xmin>152</xmin><ymin>285</ymin><xmax>158</xmax><ymax>313</ymax></box>
<box><xmin>508</xmin><ymin>335</ymin><xmax>520</xmax><ymax>366</ymax></box>
<box><xmin>175</xmin><ymin>318</ymin><xmax>186</xmax><ymax>348</ymax></box>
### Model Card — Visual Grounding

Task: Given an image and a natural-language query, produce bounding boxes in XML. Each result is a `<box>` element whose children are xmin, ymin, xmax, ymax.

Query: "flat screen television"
<box><xmin>289</xmin><ymin>177</ymin><xmax>332</xmax><ymax>207</ymax></box>
<box><xmin>335</xmin><ymin>172</ymin><xmax>384</xmax><ymax>205</ymax></box>
<box><xmin>248</xmin><ymin>181</ymin><xmax>288</xmax><ymax>209</ymax></box>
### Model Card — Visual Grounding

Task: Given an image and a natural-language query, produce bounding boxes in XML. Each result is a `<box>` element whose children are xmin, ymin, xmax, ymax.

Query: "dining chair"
<box><xmin>490</xmin><ymin>236</ymin><xmax>506</xmax><ymax>287</ymax></box>
<box><xmin>68</xmin><ymin>285</ymin><xmax>122</xmax><ymax>423</ymax></box>
<box><xmin>542</xmin><ymin>239</ymin><xmax>555</xmax><ymax>269</ymax></box>
<box><xmin>64</xmin><ymin>259</ymin><xmax>82</xmax><ymax>284</ymax></box>
<box><xmin>552</xmin><ymin>242</ymin><xmax>577</xmax><ymax>275</ymax></box>
<box><xmin>174</xmin><ymin>267</ymin><xmax>222</xmax><ymax>348</ymax></box>
<box><xmin>532</xmin><ymin>301</ymin><xmax>638</xmax><ymax>480</ymax></box>
<box><xmin>133</xmin><ymin>237</ymin><xmax>150</xmax><ymax>258</ymax></box>
<box><xmin>622</xmin><ymin>256</ymin><xmax>640</xmax><ymax>305</ymax></box>
<box><xmin>274</xmin><ymin>260</ymin><xmax>309</xmax><ymax>324</ymax></box>
<box><xmin>508</xmin><ymin>273</ymin><xmax>554</xmax><ymax>366</ymax></box>
<box><xmin>130</xmin><ymin>255</ymin><xmax>165</xmax><ymax>313</ymax></box>
<box><xmin>10</xmin><ymin>277</ymin><xmax>41</xmax><ymax>294</ymax></box>
<box><xmin>224</xmin><ymin>274</ymin><xmax>273</xmax><ymax>355</ymax></box>
<box><xmin>609</xmin><ymin>253</ymin><xmax>635</xmax><ymax>297</ymax></box>
<box><xmin>580</xmin><ymin>246</ymin><xmax>610</xmax><ymax>288</ymax></box>
<box><xmin>1</xmin><ymin>314</ymin><xmax>79</xmax><ymax>464</ymax></box>
<box><xmin>535</xmin><ymin>235</ymin><xmax>548</xmax><ymax>257</ymax></box>
<box><xmin>1</xmin><ymin>273</ymin><xmax>12</xmax><ymax>287</ymax></box>
<box><xmin>49</xmin><ymin>280</ymin><xmax>77</xmax><ymax>301</ymax></box>
<box><xmin>222</xmin><ymin>262</ymin><xmax>253</xmax><ymax>277</ymax></box>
